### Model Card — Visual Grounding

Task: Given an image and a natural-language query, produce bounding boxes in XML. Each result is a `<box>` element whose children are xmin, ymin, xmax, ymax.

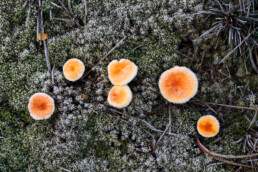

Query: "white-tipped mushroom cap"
<box><xmin>197</xmin><ymin>115</ymin><xmax>220</xmax><ymax>137</ymax></box>
<box><xmin>63</xmin><ymin>58</ymin><xmax>85</xmax><ymax>81</ymax></box>
<box><xmin>159</xmin><ymin>66</ymin><xmax>198</xmax><ymax>104</ymax></box>
<box><xmin>28</xmin><ymin>93</ymin><xmax>55</xmax><ymax>120</ymax></box>
<box><xmin>108</xmin><ymin>59</ymin><xmax>138</xmax><ymax>85</ymax></box>
<box><xmin>108</xmin><ymin>85</ymin><xmax>132</xmax><ymax>108</ymax></box>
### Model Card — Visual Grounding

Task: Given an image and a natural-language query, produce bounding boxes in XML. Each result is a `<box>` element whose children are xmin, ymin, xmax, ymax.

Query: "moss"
<box><xmin>0</xmin><ymin>0</ymin><xmax>257</xmax><ymax>171</ymax></box>
<box><xmin>0</xmin><ymin>104</ymin><xmax>30</xmax><ymax>171</ymax></box>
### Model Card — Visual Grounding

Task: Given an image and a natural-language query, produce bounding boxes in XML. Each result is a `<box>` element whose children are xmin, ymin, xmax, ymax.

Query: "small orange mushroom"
<box><xmin>108</xmin><ymin>85</ymin><xmax>132</xmax><ymax>108</ymax></box>
<box><xmin>63</xmin><ymin>58</ymin><xmax>85</xmax><ymax>81</ymax></box>
<box><xmin>197</xmin><ymin>115</ymin><xmax>220</xmax><ymax>137</ymax></box>
<box><xmin>159</xmin><ymin>66</ymin><xmax>198</xmax><ymax>104</ymax></box>
<box><xmin>108</xmin><ymin>59</ymin><xmax>138</xmax><ymax>85</ymax></box>
<box><xmin>28</xmin><ymin>93</ymin><xmax>55</xmax><ymax>120</ymax></box>
<box><xmin>38</xmin><ymin>33</ymin><xmax>48</xmax><ymax>41</ymax></box>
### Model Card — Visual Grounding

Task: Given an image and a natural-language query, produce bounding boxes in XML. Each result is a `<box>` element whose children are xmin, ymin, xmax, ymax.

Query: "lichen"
<box><xmin>0</xmin><ymin>0</ymin><xmax>257</xmax><ymax>171</ymax></box>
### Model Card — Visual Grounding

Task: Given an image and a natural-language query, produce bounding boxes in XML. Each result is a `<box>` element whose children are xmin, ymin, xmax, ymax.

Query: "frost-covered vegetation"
<box><xmin>0</xmin><ymin>0</ymin><xmax>257</xmax><ymax>171</ymax></box>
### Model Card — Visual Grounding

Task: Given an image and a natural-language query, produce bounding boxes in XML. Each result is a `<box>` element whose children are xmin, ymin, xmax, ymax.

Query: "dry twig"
<box><xmin>196</xmin><ymin>136</ymin><xmax>258</xmax><ymax>169</ymax></box>
<box><xmin>50</xmin><ymin>0</ymin><xmax>81</xmax><ymax>29</ymax></box>
<box><xmin>38</xmin><ymin>0</ymin><xmax>51</xmax><ymax>73</ymax></box>
<box><xmin>83</xmin><ymin>0</ymin><xmax>87</xmax><ymax>25</ymax></box>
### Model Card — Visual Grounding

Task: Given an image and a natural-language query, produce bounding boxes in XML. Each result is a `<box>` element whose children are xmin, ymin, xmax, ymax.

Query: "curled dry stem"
<box><xmin>196</xmin><ymin>136</ymin><xmax>258</xmax><ymax>169</ymax></box>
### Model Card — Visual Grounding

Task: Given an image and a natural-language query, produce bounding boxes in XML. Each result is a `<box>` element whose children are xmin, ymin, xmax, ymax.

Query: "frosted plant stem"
<box><xmin>169</xmin><ymin>105</ymin><xmax>171</xmax><ymax>134</ymax></box>
<box><xmin>83</xmin><ymin>0</ymin><xmax>87</xmax><ymax>25</ymax></box>
<box><xmin>206</xmin><ymin>102</ymin><xmax>257</xmax><ymax>111</ymax></box>
<box><xmin>140</xmin><ymin>119</ymin><xmax>177</xmax><ymax>136</ymax></box>
<box><xmin>38</xmin><ymin>0</ymin><xmax>51</xmax><ymax>73</ymax></box>
<box><xmin>25</xmin><ymin>1</ymin><xmax>32</xmax><ymax>26</ymax></box>
<box><xmin>56</xmin><ymin>166</ymin><xmax>71</xmax><ymax>172</ymax></box>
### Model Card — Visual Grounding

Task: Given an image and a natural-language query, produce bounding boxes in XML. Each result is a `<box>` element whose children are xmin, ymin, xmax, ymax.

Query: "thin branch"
<box><xmin>155</xmin><ymin>105</ymin><xmax>172</xmax><ymax>148</ymax></box>
<box><xmin>50</xmin><ymin>2</ymin><xmax>61</xmax><ymax>8</ymax></box>
<box><xmin>51</xmin><ymin>64</ymin><xmax>55</xmax><ymax>84</ymax></box>
<box><xmin>52</xmin><ymin>17</ymin><xmax>71</xmax><ymax>22</ymax></box>
<box><xmin>68</xmin><ymin>0</ymin><xmax>73</xmax><ymax>15</ymax></box>
<box><xmin>82</xmin><ymin>36</ymin><xmax>127</xmax><ymax>79</ymax></box>
<box><xmin>25</xmin><ymin>1</ymin><xmax>32</xmax><ymax>26</ymax></box>
<box><xmin>83</xmin><ymin>0</ymin><xmax>87</xmax><ymax>25</ymax></box>
<box><xmin>196</xmin><ymin>136</ymin><xmax>258</xmax><ymax>169</ymax></box>
<box><xmin>38</xmin><ymin>0</ymin><xmax>51</xmax><ymax>73</ymax></box>
<box><xmin>169</xmin><ymin>105</ymin><xmax>171</xmax><ymax>133</ymax></box>
<box><xmin>36</xmin><ymin>13</ymin><xmax>40</xmax><ymax>42</ymax></box>
<box><xmin>197</xmin><ymin>136</ymin><xmax>258</xmax><ymax>159</ymax></box>
<box><xmin>205</xmin><ymin>102</ymin><xmax>257</xmax><ymax>111</ymax></box>
<box><xmin>247</xmin><ymin>111</ymin><xmax>257</xmax><ymax>130</ymax></box>
<box><xmin>207</xmin><ymin>162</ymin><xmax>224</xmax><ymax>168</ymax></box>
<box><xmin>140</xmin><ymin>119</ymin><xmax>177</xmax><ymax>136</ymax></box>
<box><xmin>156</xmin><ymin>123</ymin><xmax>170</xmax><ymax>146</ymax></box>
<box><xmin>249</xmin><ymin>47</ymin><xmax>258</xmax><ymax>74</ymax></box>
<box><xmin>22</xmin><ymin>0</ymin><xmax>29</xmax><ymax>8</ymax></box>
<box><xmin>56</xmin><ymin>166</ymin><xmax>71</xmax><ymax>172</ymax></box>
<box><xmin>57</xmin><ymin>0</ymin><xmax>81</xmax><ymax>28</ymax></box>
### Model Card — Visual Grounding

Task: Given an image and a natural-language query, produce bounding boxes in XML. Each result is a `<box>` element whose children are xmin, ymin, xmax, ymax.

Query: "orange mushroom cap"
<box><xmin>28</xmin><ymin>93</ymin><xmax>55</xmax><ymax>120</ymax></box>
<box><xmin>38</xmin><ymin>33</ymin><xmax>48</xmax><ymax>41</ymax></box>
<box><xmin>159</xmin><ymin>66</ymin><xmax>198</xmax><ymax>104</ymax></box>
<box><xmin>108</xmin><ymin>85</ymin><xmax>132</xmax><ymax>108</ymax></box>
<box><xmin>108</xmin><ymin>59</ymin><xmax>138</xmax><ymax>85</ymax></box>
<box><xmin>197</xmin><ymin>115</ymin><xmax>220</xmax><ymax>137</ymax></box>
<box><xmin>63</xmin><ymin>58</ymin><xmax>85</xmax><ymax>81</ymax></box>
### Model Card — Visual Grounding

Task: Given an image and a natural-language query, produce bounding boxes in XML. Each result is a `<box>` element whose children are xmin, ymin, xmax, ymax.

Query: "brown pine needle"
<box><xmin>205</xmin><ymin>102</ymin><xmax>257</xmax><ymax>111</ymax></box>
<box><xmin>196</xmin><ymin>136</ymin><xmax>258</xmax><ymax>169</ymax></box>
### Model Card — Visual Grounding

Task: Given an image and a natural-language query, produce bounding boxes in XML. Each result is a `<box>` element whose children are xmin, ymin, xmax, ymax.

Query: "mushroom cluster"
<box><xmin>28</xmin><ymin>58</ymin><xmax>85</xmax><ymax>120</ymax></box>
<box><xmin>27</xmin><ymin>58</ymin><xmax>220</xmax><ymax>138</ymax></box>
<box><xmin>107</xmin><ymin>59</ymin><xmax>138</xmax><ymax>108</ymax></box>
<box><xmin>159</xmin><ymin>66</ymin><xmax>220</xmax><ymax>138</ymax></box>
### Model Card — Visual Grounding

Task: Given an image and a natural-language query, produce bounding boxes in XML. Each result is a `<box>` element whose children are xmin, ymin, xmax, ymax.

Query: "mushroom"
<box><xmin>63</xmin><ymin>58</ymin><xmax>85</xmax><ymax>81</ymax></box>
<box><xmin>108</xmin><ymin>59</ymin><xmax>138</xmax><ymax>85</ymax></box>
<box><xmin>108</xmin><ymin>85</ymin><xmax>132</xmax><ymax>108</ymax></box>
<box><xmin>38</xmin><ymin>33</ymin><xmax>48</xmax><ymax>41</ymax></box>
<box><xmin>159</xmin><ymin>66</ymin><xmax>198</xmax><ymax>104</ymax></box>
<box><xmin>197</xmin><ymin>115</ymin><xmax>220</xmax><ymax>137</ymax></box>
<box><xmin>28</xmin><ymin>93</ymin><xmax>55</xmax><ymax>120</ymax></box>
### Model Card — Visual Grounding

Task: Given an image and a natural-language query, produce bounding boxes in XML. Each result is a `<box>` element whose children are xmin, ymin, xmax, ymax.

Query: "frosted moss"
<box><xmin>0</xmin><ymin>0</ymin><xmax>257</xmax><ymax>171</ymax></box>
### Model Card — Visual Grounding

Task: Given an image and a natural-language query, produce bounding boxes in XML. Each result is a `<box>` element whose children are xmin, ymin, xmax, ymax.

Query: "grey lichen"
<box><xmin>0</xmin><ymin>0</ymin><xmax>257</xmax><ymax>171</ymax></box>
